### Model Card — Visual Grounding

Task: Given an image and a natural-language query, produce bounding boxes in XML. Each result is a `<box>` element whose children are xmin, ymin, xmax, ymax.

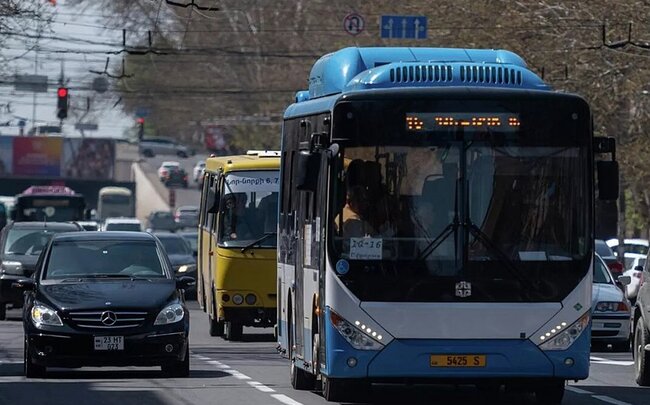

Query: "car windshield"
<box><xmin>595</xmin><ymin>240</ymin><xmax>614</xmax><ymax>257</ymax></box>
<box><xmin>44</xmin><ymin>240</ymin><xmax>166</xmax><ymax>279</ymax></box>
<box><xmin>3</xmin><ymin>228</ymin><xmax>74</xmax><ymax>255</ymax></box>
<box><xmin>624</xmin><ymin>256</ymin><xmax>646</xmax><ymax>270</ymax></box>
<box><xmin>158</xmin><ymin>236</ymin><xmax>191</xmax><ymax>255</ymax></box>
<box><xmin>623</xmin><ymin>243</ymin><xmax>649</xmax><ymax>255</ymax></box>
<box><xmin>594</xmin><ymin>257</ymin><xmax>613</xmax><ymax>284</ymax></box>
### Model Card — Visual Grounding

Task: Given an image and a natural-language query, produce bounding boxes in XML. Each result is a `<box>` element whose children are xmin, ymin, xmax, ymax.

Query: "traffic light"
<box><xmin>56</xmin><ymin>87</ymin><xmax>68</xmax><ymax>119</ymax></box>
<box><xmin>137</xmin><ymin>117</ymin><xmax>145</xmax><ymax>140</ymax></box>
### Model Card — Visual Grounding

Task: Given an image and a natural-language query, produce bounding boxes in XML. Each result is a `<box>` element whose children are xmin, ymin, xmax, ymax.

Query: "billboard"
<box><xmin>0</xmin><ymin>136</ymin><xmax>115</xmax><ymax>180</ymax></box>
<box><xmin>12</xmin><ymin>137</ymin><xmax>63</xmax><ymax>177</ymax></box>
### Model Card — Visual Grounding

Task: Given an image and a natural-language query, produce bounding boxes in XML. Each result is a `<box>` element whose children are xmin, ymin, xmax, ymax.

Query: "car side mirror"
<box><xmin>176</xmin><ymin>276</ymin><xmax>195</xmax><ymax>290</ymax></box>
<box><xmin>635</xmin><ymin>265</ymin><xmax>644</xmax><ymax>271</ymax></box>
<box><xmin>617</xmin><ymin>275</ymin><xmax>632</xmax><ymax>286</ymax></box>
<box><xmin>12</xmin><ymin>278</ymin><xmax>35</xmax><ymax>291</ymax></box>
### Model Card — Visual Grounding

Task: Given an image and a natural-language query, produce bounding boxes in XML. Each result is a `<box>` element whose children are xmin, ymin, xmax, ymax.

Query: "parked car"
<box><xmin>154</xmin><ymin>232</ymin><xmax>197</xmax><ymax>299</ymax></box>
<box><xmin>15</xmin><ymin>231</ymin><xmax>193</xmax><ymax>378</ymax></box>
<box><xmin>101</xmin><ymin>217</ymin><xmax>142</xmax><ymax>232</ymax></box>
<box><xmin>633</xmin><ymin>248</ymin><xmax>650</xmax><ymax>385</ymax></box>
<box><xmin>140</xmin><ymin>138</ymin><xmax>189</xmax><ymax>158</ymax></box>
<box><xmin>193</xmin><ymin>160</ymin><xmax>205</xmax><ymax>183</ymax></box>
<box><xmin>146</xmin><ymin>211</ymin><xmax>178</xmax><ymax>233</ymax></box>
<box><xmin>592</xmin><ymin>254</ymin><xmax>632</xmax><ymax>352</ymax></box>
<box><xmin>164</xmin><ymin>167</ymin><xmax>189</xmax><ymax>188</ymax></box>
<box><xmin>174</xmin><ymin>206</ymin><xmax>199</xmax><ymax>229</ymax></box>
<box><xmin>158</xmin><ymin>161</ymin><xmax>181</xmax><ymax>181</ymax></box>
<box><xmin>0</xmin><ymin>221</ymin><xmax>83</xmax><ymax>320</ymax></box>
<box><xmin>596</xmin><ymin>239</ymin><xmax>624</xmax><ymax>279</ymax></box>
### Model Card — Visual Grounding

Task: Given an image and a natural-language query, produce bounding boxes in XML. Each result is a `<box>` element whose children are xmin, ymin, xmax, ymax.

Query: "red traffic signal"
<box><xmin>137</xmin><ymin>117</ymin><xmax>145</xmax><ymax>124</ymax></box>
<box><xmin>56</xmin><ymin>87</ymin><xmax>69</xmax><ymax>119</ymax></box>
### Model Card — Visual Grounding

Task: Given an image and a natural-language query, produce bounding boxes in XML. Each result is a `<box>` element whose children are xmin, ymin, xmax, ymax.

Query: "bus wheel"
<box><xmin>225</xmin><ymin>322</ymin><xmax>243</xmax><ymax>341</ymax></box>
<box><xmin>290</xmin><ymin>350</ymin><xmax>315</xmax><ymax>390</ymax></box>
<box><xmin>634</xmin><ymin>319</ymin><xmax>650</xmax><ymax>386</ymax></box>
<box><xmin>534</xmin><ymin>380</ymin><xmax>565</xmax><ymax>405</ymax></box>
<box><xmin>209</xmin><ymin>317</ymin><xmax>224</xmax><ymax>337</ymax></box>
<box><xmin>322</xmin><ymin>377</ymin><xmax>350</xmax><ymax>402</ymax></box>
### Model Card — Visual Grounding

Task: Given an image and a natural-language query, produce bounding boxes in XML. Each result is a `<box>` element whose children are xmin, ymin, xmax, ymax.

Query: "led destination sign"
<box><xmin>406</xmin><ymin>113</ymin><xmax>521</xmax><ymax>132</ymax></box>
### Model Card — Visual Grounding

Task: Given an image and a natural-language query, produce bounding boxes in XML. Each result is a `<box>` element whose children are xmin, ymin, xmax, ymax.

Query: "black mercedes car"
<box><xmin>0</xmin><ymin>221</ymin><xmax>83</xmax><ymax>320</ymax></box>
<box><xmin>13</xmin><ymin>231</ymin><xmax>194</xmax><ymax>378</ymax></box>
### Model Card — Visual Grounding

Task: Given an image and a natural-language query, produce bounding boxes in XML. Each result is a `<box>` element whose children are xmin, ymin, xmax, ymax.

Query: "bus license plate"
<box><xmin>94</xmin><ymin>336</ymin><xmax>124</xmax><ymax>351</ymax></box>
<box><xmin>430</xmin><ymin>354</ymin><xmax>486</xmax><ymax>367</ymax></box>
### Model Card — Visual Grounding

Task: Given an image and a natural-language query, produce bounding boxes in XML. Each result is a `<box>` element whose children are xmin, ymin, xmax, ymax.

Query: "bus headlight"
<box><xmin>329</xmin><ymin>310</ymin><xmax>384</xmax><ymax>351</ymax></box>
<box><xmin>539</xmin><ymin>312</ymin><xmax>590</xmax><ymax>351</ymax></box>
<box><xmin>232</xmin><ymin>294</ymin><xmax>244</xmax><ymax>305</ymax></box>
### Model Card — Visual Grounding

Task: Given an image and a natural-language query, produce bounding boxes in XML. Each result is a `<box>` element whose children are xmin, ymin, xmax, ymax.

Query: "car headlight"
<box><xmin>31</xmin><ymin>303</ymin><xmax>63</xmax><ymax>327</ymax></box>
<box><xmin>330</xmin><ymin>309</ymin><xmax>384</xmax><ymax>351</ymax></box>
<box><xmin>154</xmin><ymin>303</ymin><xmax>185</xmax><ymax>325</ymax></box>
<box><xmin>176</xmin><ymin>264</ymin><xmax>194</xmax><ymax>274</ymax></box>
<box><xmin>595</xmin><ymin>301</ymin><xmax>629</xmax><ymax>312</ymax></box>
<box><xmin>539</xmin><ymin>312</ymin><xmax>590</xmax><ymax>351</ymax></box>
<box><xmin>1</xmin><ymin>260</ymin><xmax>23</xmax><ymax>275</ymax></box>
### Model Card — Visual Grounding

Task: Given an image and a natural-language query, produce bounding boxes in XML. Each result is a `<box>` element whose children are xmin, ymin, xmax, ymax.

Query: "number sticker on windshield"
<box><xmin>349</xmin><ymin>238</ymin><xmax>382</xmax><ymax>260</ymax></box>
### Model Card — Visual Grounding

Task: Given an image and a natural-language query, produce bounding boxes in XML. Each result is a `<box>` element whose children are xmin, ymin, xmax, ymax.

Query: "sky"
<box><xmin>0</xmin><ymin>0</ymin><xmax>137</xmax><ymax>138</ymax></box>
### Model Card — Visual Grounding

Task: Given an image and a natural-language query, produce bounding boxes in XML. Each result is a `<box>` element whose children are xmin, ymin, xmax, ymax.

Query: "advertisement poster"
<box><xmin>12</xmin><ymin>137</ymin><xmax>62</xmax><ymax>177</ymax></box>
<box><xmin>61</xmin><ymin>138</ymin><xmax>115</xmax><ymax>180</ymax></box>
<box><xmin>0</xmin><ymin>136</ymin><xmax>12</xmax><ymax>175</ymax></box>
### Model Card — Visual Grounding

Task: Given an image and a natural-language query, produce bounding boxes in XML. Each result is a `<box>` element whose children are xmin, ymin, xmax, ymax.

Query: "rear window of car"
<box><xmin>105</xmin><ymin>223</ymin><xmax>141</xmax><ymax>232</ymax></box>
<box><xmin>593</xmin><ymin>257</ymin><xmax>613</xmax><ymax>284</ymax></box>
<box><xmin>4</xmin><ymin>228</ymin><xmax>76</xmax><ymax>256</ymax></box>
<box><xmin>44</xmin><ymin>240</ymin><xmax>166</xmax><ymax>279</ymax></box>
<box><xmin>623</xmin><ymin>243</ymin><xmax>649</xmax><ymax>255</ymax></box>
<box><xmin>595</xmin><ymin>240</ymin><xmax>614</xmax><ymax>257</ymax></box>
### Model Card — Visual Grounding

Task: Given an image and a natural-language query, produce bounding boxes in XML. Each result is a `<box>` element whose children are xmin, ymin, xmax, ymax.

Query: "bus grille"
<box><xmin>390</xmin><ymin>65</ymin><xmax>453</xmax><ymax>83</ymax></box>
<box><xmin>459</xmin><ymin>65</ymin><xmax>523</xmax><ymax>86</ymax></box>
<box><xmin>68</xmin><ymin>310</ymin><xmax>148</xmax><ymax>329</ymax></box>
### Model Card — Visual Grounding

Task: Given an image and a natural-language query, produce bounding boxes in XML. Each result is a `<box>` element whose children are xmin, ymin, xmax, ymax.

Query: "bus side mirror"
<box><xmin>296</xmin><ymin>151</ymin><xmax>321</xmax><ymax>192</ymax></box>
<box><xmin>9</xmin><ymin>208</ymin><xmax>15</xmax><ymax>221</ymax></box>
<box><xmin>597</xmin><ymin>160</ymin><xmax>619</xmax><ymax>201</ymax></box>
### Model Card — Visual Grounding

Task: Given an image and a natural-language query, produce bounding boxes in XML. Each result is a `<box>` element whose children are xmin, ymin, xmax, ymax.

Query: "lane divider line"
<box><xmin>592</xmin><ymin>395</ymin><xmax>633</xmax><ymax>405</ymax></box>
<box><xmin>192</xmin><ymin>354</ymin><xmax>304</xmax><ymax>405</ymax></box>
<box><xmin>566</xmin><ymin>386</ymin><xmax>593</xmax><ymax>395</ymax></box>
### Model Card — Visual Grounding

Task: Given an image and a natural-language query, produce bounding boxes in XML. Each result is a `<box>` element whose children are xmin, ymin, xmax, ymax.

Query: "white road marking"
<box><xmin>194</xmin><ymin>354</ymin><xmax>304</xmax><ymax>405</ymax></box>
<box><xmin>590</xmin><ymin>356</ymin><xmax>635</xmax><ymax>366</ymax></box>
<box><xmin>271</xmin><ymin>394</ymin><xmax>304</xmax><ymax>405</ymax></box>
<box><xmin>592</xmin><ymin>395</ymin><xmax>633</xmax><ymax>405</ymax></box>
<box><xmin>566</xmin><ymin>386</ymin><xmax>593</xmax><ymax>395</ymax></box>
<box><xmin>248</xmin><ymin>380</ymin><xmax>276</xmax><ymax>393</ymax></box>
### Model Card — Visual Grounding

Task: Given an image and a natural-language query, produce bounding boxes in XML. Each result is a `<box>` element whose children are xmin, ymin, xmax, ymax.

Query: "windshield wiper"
<box><xmin>241</xmin><ymin>232</ymin><xmax>277</xmax><ymax>253</ymax></box>
<box><xmin>83</xmin><ymin>274</ymin><xmax>151</xmax><ymax>281</ymax></box>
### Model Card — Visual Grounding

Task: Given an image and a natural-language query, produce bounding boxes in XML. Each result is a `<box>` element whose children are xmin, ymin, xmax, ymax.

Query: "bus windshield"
<box><xmin>218</xmin><ymin>170</ymin><xmax>279</xmax><ymax>248</ymax></box>
<box><xmin>329</xmin><ymin>96</ymin><xmax>591</xmax><ymax>303</ymax></box>
<box><xmin>16</xmin><ymin>196</ymin><xmax>85</xmax><ymax>222</ymax></box>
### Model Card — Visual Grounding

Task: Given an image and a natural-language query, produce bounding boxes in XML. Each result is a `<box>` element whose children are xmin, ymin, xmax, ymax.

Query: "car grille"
<box><xmin>68</xmin><ymin>310</ymin><xmax>148</xmax><ymax>329</ymax></box>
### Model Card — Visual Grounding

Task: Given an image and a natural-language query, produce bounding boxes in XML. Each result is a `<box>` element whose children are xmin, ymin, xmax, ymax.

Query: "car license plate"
<box><xmin>94</xmin><ymin>336</ymin><xmax>124</xmax><ymax>351</ymax></box>
<box><xmin>430</xmin><ymin>354</ymin><xmax>486</xmax><ymax>367</ymax></box>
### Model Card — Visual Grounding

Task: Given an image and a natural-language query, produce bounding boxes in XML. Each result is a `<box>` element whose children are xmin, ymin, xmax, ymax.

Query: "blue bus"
<box><xmin>277</xmin><ymin>47</ymin><xmax>619</xmax><ymax>404</ymax></box>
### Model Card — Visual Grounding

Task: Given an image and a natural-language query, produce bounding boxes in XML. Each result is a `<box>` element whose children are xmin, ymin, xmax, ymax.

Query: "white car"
<box><xmin>157</xmin><ymin>161</ymin><xmax>181</xmax><ymax>180</ymax></box>
<box><xmin>101</xmin><ymin>217</ymin><xmax>142</xmax><ymax>232</ymax></box>
<box><xmin>193</xmin><ymin>160</ymin><xmax>205</xmax><ymax>183</ymax></box>
<box><xmin>606</xmin><ymin>238</ymin><xmax>649</xmax><ymax>256</ymax></box>
<box><xmin>592</xmin><ymin>255</ymin><xmax>632</xmax><ymax>351</ymax></box>
<box><xmin>622</xmin><ymin>253</ymin><xmax>646</xmax><ymax>302</ymax></box>
<box><xmin>139</xmin><ymin>138</ymin><xmax>189</xmax><ymax>158</ymax></box>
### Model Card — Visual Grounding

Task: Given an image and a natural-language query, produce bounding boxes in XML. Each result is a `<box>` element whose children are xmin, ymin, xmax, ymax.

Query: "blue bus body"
<box><xmin>278</xmin><ymin>47</ymin><xmax>597</xmax><ymax>403</ymax></box>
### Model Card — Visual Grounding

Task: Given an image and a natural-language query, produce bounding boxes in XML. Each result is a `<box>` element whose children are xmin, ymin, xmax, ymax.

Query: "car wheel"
<box><xmin>634</xmin><ymin>319</ymin><xmax>650</xmax><ymax>386</ymax></box>
<box><xmin>24</xmin><ymin>338</ymin><xmax>46</xmax><ymax>378</ymax></box>
<box><xmin>0</xmin><ymin>303</ymin><xmax>6</xmax><ymax>321</ymax></box>
<box><xmin>534</xmin><ymin>379</ymin><xmax>565</xmax><ymax>404</ymax></box>
<box><xmin>162</xmin><ymin>344</ymin><xmax>190</xmax><ymax>377</ymax></box>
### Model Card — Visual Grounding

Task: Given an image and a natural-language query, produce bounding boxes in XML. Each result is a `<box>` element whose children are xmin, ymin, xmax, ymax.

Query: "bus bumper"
<box><xmin>221</xmin><ymin>307</ymin><xmax>276</xmax><ymax>327</ymax></box>
<box><xmin>324</xmin><ymin>320</ymin><xmax>589</xmax><ymax>381</ymax></box>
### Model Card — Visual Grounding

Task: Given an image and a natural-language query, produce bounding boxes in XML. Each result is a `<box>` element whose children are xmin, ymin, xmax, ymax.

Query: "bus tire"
<box><xmin>534</xmin><ymin>379</ymin><xmax>565</xmax><ymax>405</ymax></box>
<box><xmin>322</xmin><ymin>377</ymin><xmax>349</xmax><ymax>402</ymax></box>
<box><xmin>209</xmin><ymin>317</ymin><xmax>224</xmax><ymax>337</ymax></box>
<box><xmin>634</xmin><ymin>319</ymin><xmax>650</xmax><ymax>386</ymax></box>
<box><xmin>225</xmin><ymin>322</ymin><xmax>243</xmax><ymax>341</ymax></box>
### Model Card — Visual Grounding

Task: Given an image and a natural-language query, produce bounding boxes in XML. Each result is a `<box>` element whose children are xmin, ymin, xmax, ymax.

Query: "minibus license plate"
<box><xmin>94</xmin><ymin>336</ymin><xmax>124</xmax><ymax>351</ymax></box>
<box><xmin>430</xmin><ymin>354</ymin><xmax>486</xmax><ymax>367</ymax></box>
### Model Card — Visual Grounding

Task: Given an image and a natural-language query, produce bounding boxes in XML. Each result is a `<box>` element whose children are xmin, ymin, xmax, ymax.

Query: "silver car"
<box><xmin>139</xmin><ymin>138</ymin><xmax>189</xmax><ymax>158</ymax></box>
<box><xmin>592</xmin><ymin>255</ymin><xmax>632</xmax><ymax>351</ymax></box>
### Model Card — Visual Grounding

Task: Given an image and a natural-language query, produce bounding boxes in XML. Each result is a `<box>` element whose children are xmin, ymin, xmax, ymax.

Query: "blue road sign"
<box><xmin>380</xmin><ymin>15</ymin><xmax>427</xmax><ymax>39</ymax></box>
